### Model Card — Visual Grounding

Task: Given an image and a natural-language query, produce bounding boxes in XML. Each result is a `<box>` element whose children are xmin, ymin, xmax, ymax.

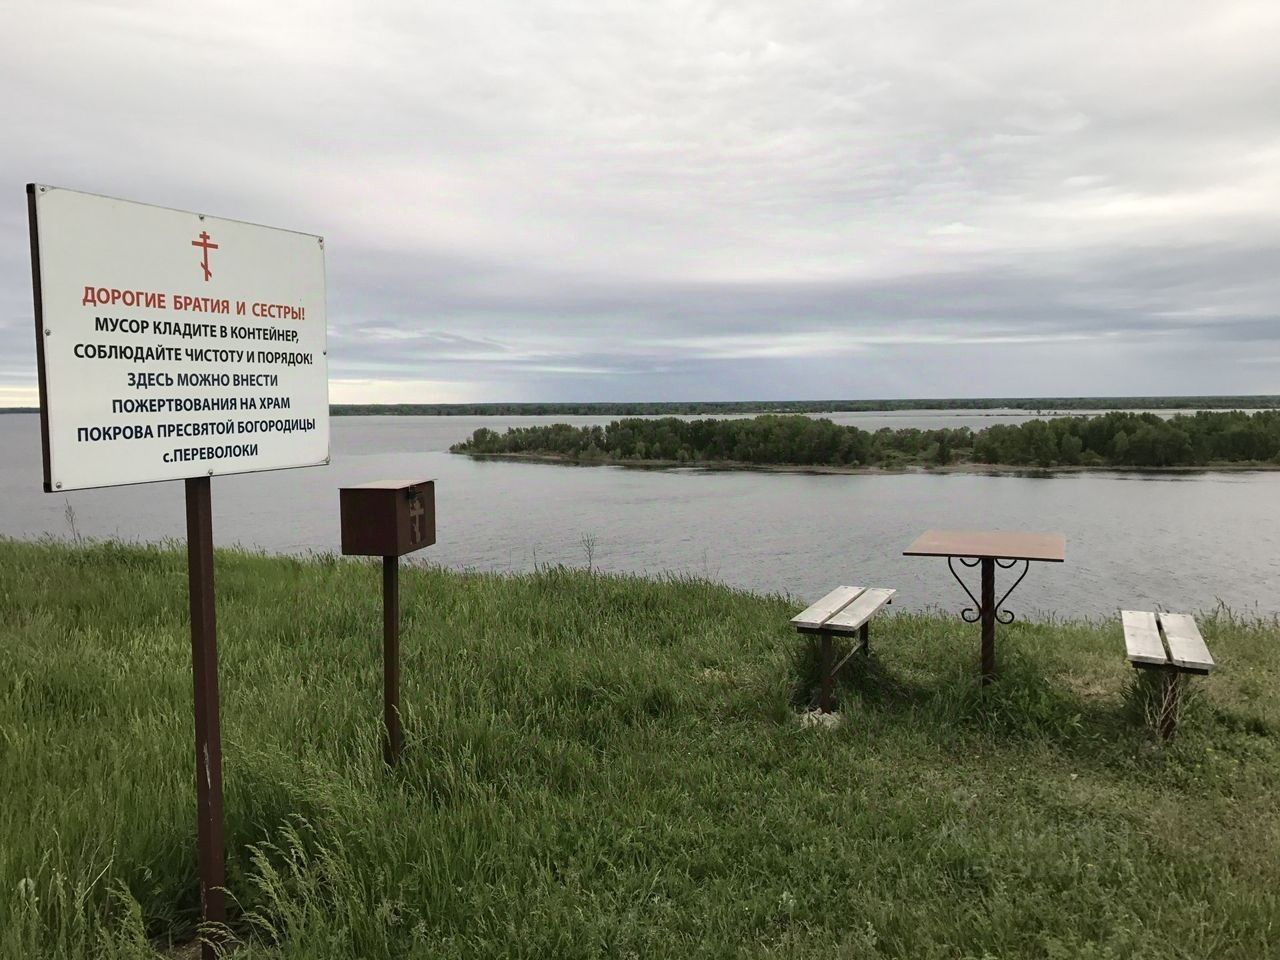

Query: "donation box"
<box><xmin>339</xmin><ymin>479</ymin><xmax>436</xmax><ymax>557</ymax></box>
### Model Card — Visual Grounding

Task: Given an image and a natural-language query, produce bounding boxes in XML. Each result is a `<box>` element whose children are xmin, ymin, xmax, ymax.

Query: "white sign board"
<box><xmin>28</xmin><ymin>185</ymin><xmax>329</xmax><ymax>491</ymax></box>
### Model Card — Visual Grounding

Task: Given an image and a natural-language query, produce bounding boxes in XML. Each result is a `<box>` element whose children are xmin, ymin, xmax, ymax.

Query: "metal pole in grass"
<box><xmin>383</xmin><ymin>555</ymin><xmax>403</xmax><ymax>765</ymax></box>
<box><xmin>185</xmin><ymin>476</ymin><xmax>226</xmax><ymax>959</ymax></box>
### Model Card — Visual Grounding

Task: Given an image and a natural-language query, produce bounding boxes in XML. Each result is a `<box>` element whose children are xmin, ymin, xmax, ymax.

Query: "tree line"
<box><xmin>452</xmin><ymin>410</ymin><xmax>1280</xmax><ymax>469</ymax></box>
<box><xmin>332</xmin><ymin>395</ymin><xmax>1279</xmax><ymax>417</ymax></box>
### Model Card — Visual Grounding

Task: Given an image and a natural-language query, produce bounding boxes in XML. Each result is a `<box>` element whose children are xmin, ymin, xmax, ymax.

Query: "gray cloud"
<box><xmin>2</xmin><ymin>0</ymin><xmax>1278</xmax><ymax>403</ymax></box>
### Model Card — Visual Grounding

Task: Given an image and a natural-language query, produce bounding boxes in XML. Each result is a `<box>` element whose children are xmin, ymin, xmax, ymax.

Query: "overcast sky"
<box><xmin>3</xmin><ymin>0</ymin><xmax>1278</xmax><ymax>404</ymax></box>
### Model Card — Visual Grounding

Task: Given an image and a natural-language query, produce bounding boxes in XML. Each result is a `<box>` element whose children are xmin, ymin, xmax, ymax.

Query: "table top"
<box><xmin>903</xmin><ymin>529</ymin><xmax>1066</xmax><ymax>562</ymax></box>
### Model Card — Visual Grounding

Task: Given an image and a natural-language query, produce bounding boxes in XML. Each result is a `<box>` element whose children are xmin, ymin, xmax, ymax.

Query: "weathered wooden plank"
<box><xmin>824</xmin><ymin>588</ymin><xmax>897</xmax><ymax>634</ymax></box>
<box><xmin>1160</xmin><ymin>613</ymin><xmax>1215</xmax><ymax>674</ymax></box>
<box><xmin>791</xmin><ymin>586</ymin><xmax>863</xmax><ymax>630</ymax></box>
<box><xmin>1121</xmin><ymin>610</ymin><xmax>1168</xmax><ymax>667</ymax></box>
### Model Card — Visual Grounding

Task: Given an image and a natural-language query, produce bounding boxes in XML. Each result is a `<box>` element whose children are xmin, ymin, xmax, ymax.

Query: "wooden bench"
<box><xmin>791</xmin><ymin>586</ymin><xmax>896</xmax><ymax>712</ymax></box>
<box><xmin>1121</xmin><ymin>610</ymin><xmax>1215</xmax><ymax>740</ymax></box>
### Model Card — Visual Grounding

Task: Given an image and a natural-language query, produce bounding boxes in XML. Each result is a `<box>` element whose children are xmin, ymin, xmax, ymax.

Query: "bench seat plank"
<box><xmin>1160</xmin><ymin>613</ymin><xmax>1215</xmax><ymax>674</ymax></box>
<box><xmin>791</xmin><ymin>586</ymin><xmax>863</xmax><ymax>630</ymax></box>
<box><xmin>1121</xmin><ymin>610</ymin><xmax>1167</xmax><ymax>667</ymax></box>
<box><xmin>824</xmin><ymin>588</ymin><xmax>897</xmax><ymax>634</ymax></box>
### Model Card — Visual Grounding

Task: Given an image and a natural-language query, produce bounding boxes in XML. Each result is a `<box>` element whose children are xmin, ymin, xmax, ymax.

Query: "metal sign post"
<box><xmin>185</xmin><ymin>476</ymin><xmax>226</xmax><ymax>955</ymax></box>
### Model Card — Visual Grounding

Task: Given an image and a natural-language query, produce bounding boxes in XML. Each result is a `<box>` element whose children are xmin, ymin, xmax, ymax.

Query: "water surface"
<box><xmin>2</xmin><ymin>413</ymin><xmax>1276</xmax><ymax>620</ymax></box>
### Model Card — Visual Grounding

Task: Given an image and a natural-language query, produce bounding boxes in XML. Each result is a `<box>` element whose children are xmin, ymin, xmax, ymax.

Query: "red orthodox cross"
<box><xmin>192</xmin><ymin>230</ymin><xmax>219</xmax><ymax>281</ymax></box>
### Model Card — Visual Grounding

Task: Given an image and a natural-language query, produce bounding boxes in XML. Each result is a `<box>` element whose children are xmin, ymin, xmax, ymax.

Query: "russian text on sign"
<box><xmin>30</xmin><ymin>185</ymin><xmax>328</xmax><ymax>490</ymax></box>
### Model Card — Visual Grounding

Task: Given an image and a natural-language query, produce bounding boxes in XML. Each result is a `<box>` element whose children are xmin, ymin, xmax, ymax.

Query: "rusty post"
<box><xmin>383</xmin><ymin>555</ymin><xmax>402</xmax><ymax>765</ymax></box>
<box><xmin>980</xmin><ymin>557</ymin><xmax>996</xmax><ymax>684</ymax></box>
<box><xmin>185</xmin><ymin>476</ymin><xmax>225</xmax><ymax>959</ymax></box>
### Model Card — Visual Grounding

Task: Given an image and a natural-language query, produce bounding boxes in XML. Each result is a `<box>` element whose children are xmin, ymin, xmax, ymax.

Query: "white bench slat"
<box><xmin>791</xmin><ymin>586</ymin><xmax>863</xmax><ymax>630</ymax></box>
<box><xmin>1121</xmin><ymin>610</ymin><xmax>1167</xmax><ymax>667</ymax></box>
<box><xmin>824</xmin><ymin>588</ymin><xmax>897</xmax><ymax>634</ymax></box>
<box><xmin>1160</xmin><ymin>613</ymin><xmax>1215</xmax><ymax>673</ymax></box>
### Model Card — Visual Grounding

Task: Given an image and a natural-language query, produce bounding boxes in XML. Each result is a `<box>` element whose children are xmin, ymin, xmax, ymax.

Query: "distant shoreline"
<box><xmin>454</xmin><ymin>450</ymin><xmax>1280</xmax><ymax>476</ymax></box>
<box><xmin>3</xmin><ymin>396</ymin><xmax>1278</xmax><ymax>418</ymax></box>
<box><xmin>327</xmin><ymin>397</ymin><xmax>1278</xmax><ymax>416</ymax></box>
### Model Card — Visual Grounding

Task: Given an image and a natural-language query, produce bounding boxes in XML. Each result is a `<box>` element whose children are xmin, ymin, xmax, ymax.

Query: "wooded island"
<box><xmin>452</xmin><ymin>410</ymin><xmax>1280</xmax><ymax>470</ymax></box>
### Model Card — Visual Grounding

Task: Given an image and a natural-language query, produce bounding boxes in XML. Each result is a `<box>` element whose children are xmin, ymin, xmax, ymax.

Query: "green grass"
<box><xmin>2</xmin><ymin>538</ymin><xmax>1278</xmax><ymax>959</ymax></box>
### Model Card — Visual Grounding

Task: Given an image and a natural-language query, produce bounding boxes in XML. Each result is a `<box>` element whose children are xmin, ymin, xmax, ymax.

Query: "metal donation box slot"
<box><xmin>339</xmin><ymin>479</ymin><xmax>436</xmax><ymax>557</ymax></box>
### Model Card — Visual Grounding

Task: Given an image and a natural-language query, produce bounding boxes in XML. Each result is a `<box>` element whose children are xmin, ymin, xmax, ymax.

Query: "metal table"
<box><xmin>904</xmin><ymin>529</ymin><xmax>1066</xmax><ymax>683</ymax></box>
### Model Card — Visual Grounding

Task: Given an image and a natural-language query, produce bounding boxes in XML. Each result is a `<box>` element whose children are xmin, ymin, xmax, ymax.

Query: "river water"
<box><xmin>2</xmin><ymin>411</ymin><xmax>1277</xmax><ymax>620</ymax></box>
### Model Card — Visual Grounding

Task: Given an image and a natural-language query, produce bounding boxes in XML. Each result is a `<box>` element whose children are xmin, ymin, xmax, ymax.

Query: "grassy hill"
<box><xmin>2</xmin><ymin>539</ymin><xmax>1278</xmax><ymax>958</ymax></box>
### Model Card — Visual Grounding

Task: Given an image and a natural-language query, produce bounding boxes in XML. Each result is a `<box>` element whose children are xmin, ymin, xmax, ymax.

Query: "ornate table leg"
<box><xmin>947</xmin><ymin>556</ymin><xmax>1032</xmax><ymax>684</ymax></box>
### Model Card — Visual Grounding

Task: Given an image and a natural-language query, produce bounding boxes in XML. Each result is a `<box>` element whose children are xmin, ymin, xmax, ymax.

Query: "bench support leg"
<box><xmin>860</xmin><ymin>622</ymin><xmax>869</xmax><ymax>657</ymax></box>
<box><xmin>1158</xmin><ymin>670</ymin><xmax>1182</xmax><ymax>742</ymax></box>
<box><xmin>819</xmin><ymin>632</ymin><xmax>834</xmax><ymax>713</ymax></box>
<box><xmin>980</xmin><ymin>558</ymin><xmax>996</xmax><ymax>685</ymax></box>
